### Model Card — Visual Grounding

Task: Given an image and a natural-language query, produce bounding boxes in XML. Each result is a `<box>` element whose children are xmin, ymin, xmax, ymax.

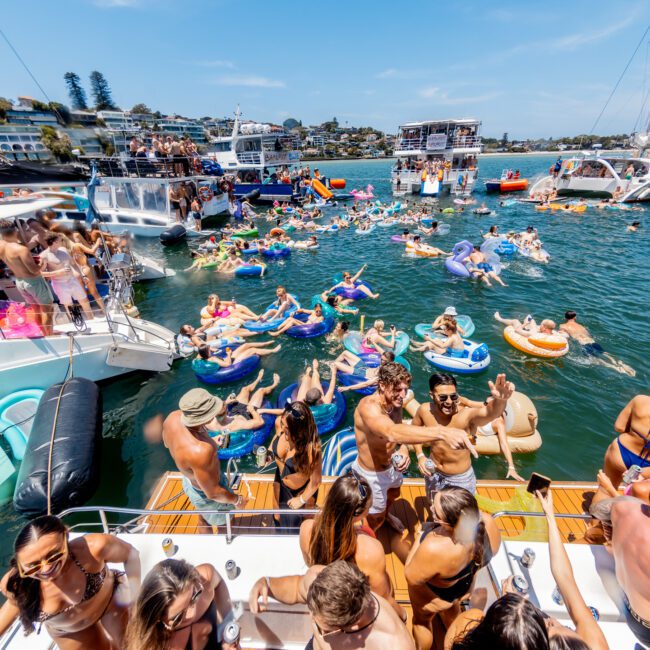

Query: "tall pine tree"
<box><xmin>89</xmin><ymin>71</ymin><xmax>117</xmax><ymax>111</ymax></box>
<box><xmin>63</xmin><ymin>72</ymin><xmax>88</xmax><ymax>110</ymax></box>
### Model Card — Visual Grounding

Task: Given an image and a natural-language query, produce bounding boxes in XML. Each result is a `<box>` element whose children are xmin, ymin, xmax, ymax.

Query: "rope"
<box><xmin>46</xmin><ymin>335</ymin><xmax>75</xmax><ymax>515</ymax></box>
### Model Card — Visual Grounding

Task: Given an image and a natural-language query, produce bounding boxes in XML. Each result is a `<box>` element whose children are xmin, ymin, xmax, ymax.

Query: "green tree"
<box><xmin>63</xmin><ymin>72</ymin><xmax>88</xmax><ymax>110</ymax></box>
<box><xmin>0</xmin><ymin>97</ymin><xmax>12</xmax><ymax>121</ymax></box>
<box><xmin>131</xmin><ymin>103</ymin><xmax>152</xmax><ymax>114</ymax></box>
<box><xmin>500</xmin><ymin>132</ymin><xmax>509</xmax><ymax>147</ymax></box>
<box><xmin>40</xmin><ymin>126</ymin><xmax>74</xmax><ymax>162</ymax></box>
<box><xmin>89</xmin><ymin>71</ymin><xmax>118</xmax><ymax>110</ymax></box>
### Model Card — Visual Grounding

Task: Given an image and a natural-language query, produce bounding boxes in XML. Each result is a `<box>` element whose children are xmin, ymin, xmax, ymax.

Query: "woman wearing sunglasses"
<box><xmin>125</xmin><ymin>559</ymin><xmax>240</xmax><ymax>650</ymax></box>
<box><xmin>299</xmin><ymin>472</ymin><xmax>406</xmax><ymax>621</ymax></box>
<box><xmin>405</xmin><ymin>486</ymin><xmax>501</xmax><ymax>650</ymax></box>
<box><xmin>268</xmin><ymin>400</ymin><xmax>322</xmax><ymax>530</ymax></box>
<box><xmin>0</xmin><ymin>515</ymin><xmax>140</xmax><ymax>649</ymax></box>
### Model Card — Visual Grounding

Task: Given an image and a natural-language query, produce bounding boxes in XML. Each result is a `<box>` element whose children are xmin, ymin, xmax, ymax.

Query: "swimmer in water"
<box><xmin>559</xmin><ymin>311</ymin><xmax>635</xmax><ymax>376</ymax></box>
<box><xmin>627</xmin><ymin>221</ymin><xmax>641</xmax><ymax>232</ymax></box>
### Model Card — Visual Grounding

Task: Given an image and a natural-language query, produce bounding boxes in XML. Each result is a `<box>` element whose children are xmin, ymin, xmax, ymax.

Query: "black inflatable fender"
<box><xmin>160</xmin><ymin>223</ymin><xmax>187</xmax><ymax>245</ymax></box>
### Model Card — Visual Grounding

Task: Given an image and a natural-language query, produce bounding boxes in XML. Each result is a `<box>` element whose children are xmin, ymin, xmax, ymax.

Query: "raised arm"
<box><xmin>350</xmin><ymin>263</ymin><xmax>367</xmax><ymax>283</ymax></box>
<box><xmin>467</xmin><ymin>375</ymin><xmax>514</xmax><ymax>427</ymax></box>
<box><xmin>537</xmin><ymin>490</ymin><xmax>609</xmax><ymax>650</ymax></box>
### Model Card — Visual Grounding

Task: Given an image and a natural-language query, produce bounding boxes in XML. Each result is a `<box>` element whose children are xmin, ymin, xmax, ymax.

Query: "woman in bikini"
<box><xmin>199</xmin><ymin>294</ymin><xmax>257</xmax><ymax>327</ymax></box>
<box><xmin>125</xmin><ymin>558</ymin><xmax>239</xmax><ymax>650</ymax></box>
<box><xmin>405</xmin><ymin>486</ymin><xmax>501</xmax><ymax>650</ymax></box>
<box><xmin>361</xmin><ymin>320</ymin><xmax>398</xmax><ymax>354</ymax></box>
<box><xmin>325</xmin><ymin>264</ymin><xmax>380</xmax><ymax>300</ymax></box>
<box><xmin>299</xmin><ymin>472</ymin><xmax>405</xmax><ymax>621</ymax></box>
<box><xmin>0</xmin><ymin>515</ymin><xmax>140</xmax><ymax>650</ymax></box>
<box><xmin>268</xmin><ymin>401</ymin><xmax>322</xmax><ymax>530</ymax></box>
<box><xmin>69</xmin><ymin>234</ymin><xmax>106</xmax><ymax>312</ymax></box>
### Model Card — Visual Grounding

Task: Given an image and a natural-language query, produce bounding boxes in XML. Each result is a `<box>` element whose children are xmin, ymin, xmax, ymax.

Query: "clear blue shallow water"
<box><xmin>0</xmin><ymin>154</ymin><xmax>647</xmax><ymax>558</ymax></box>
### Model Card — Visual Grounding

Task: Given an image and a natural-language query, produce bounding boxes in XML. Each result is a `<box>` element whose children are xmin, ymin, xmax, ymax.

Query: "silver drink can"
<box><xmin>424</xmin><ymin>459</ymin><xmax>436</xmax><ymax>472</ymax></box>
<box><xmin>521</xmin><ymin>548</ymin><xmax>536</xmax><ymax>568</ymax></box>
<box><xmin>552</xmin><ymin>586</ymin><xmax>565</xmax><ymax>606</ymax></box>
<box><xmin>512</xmin><ymin>574</ymin><xmax>529</xmax><ymax>595</ymax></box>
<box><xmin>162</xmin><ymin>538</ymin><xmax>175</xmax><ymax>557</ymax></box>
<box><xmin>391</xmin><ymin>453</ymin><xmax>404</xmax><ymax>469</ymax></box>
<box><xmin>622</xmin><ymin>464</ymin><xmax>642</xmax><ymax>486</ymax></box>
<box><xmin>255</xmin><ymin>446</ymin><xmax>267</xmax><ymax>468</ymax></box>
<box><xmin>222</xmin><ymin>621</ymin><xmax>240</xmax><ymax>644</ymax></box>
<box><xmin>225</xmin><ymin>559</ymin><xmax>238</xmax><ymax>580</ymax></box>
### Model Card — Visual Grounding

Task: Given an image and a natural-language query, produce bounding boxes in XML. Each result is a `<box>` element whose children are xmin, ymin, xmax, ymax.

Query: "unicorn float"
<box><xmin>350</xmin><ymin>184</ymin><xmax>374</xmax><ymax>201</ymax></box>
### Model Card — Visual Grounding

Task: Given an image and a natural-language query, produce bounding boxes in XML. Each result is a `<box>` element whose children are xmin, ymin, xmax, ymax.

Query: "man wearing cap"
<box><xmin>163</xmin><ymin>388</ymin><xmax>248</xmax><ymax>529</ymax></box>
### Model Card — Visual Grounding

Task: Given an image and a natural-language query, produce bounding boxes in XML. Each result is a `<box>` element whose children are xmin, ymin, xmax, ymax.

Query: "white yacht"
<box><xmin>391</xmin><ymin>118</ymin><xmax>482</xmax><ymax>196</ymax></box>
<box><xmin>205</xmin><ymin>107</ymin><xmax>300</xmax><ymax>203</ymax></box>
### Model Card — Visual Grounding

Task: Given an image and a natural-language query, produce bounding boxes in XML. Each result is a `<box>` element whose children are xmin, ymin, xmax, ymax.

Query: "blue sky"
<box><xmin>2</xmin><ymin>0</ymin><xmax>649</xmax><ymax>138</ymax></box>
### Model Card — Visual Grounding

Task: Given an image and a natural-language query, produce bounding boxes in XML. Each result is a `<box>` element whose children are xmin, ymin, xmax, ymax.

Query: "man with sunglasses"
<box><xmin>353</xmin><ymin>362</ymin><xmax>475</xmax><ymax>533</ymax></box>
<box><xmin>249</xmin><ymin>560</ymin><xmax>415</xmax><ymax>649</ymax></box>
<box><xmin>412</xmin><ymin>372</ymin><xmax>514</xmax><ymax>495</ymax></box>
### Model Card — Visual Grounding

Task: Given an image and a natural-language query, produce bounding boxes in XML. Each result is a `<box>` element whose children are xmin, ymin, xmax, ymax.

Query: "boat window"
<box><xmin>141</xmin><ymin>184</ymin><xmax>167</xmax><ymax>212</ymax></box>
<box><xmin>239</xmin><ymin>139</ymin><xmax>261</xmax><ymax>152</ymax></box>
<box><xmin>114</xmin><ymin>183</ymin><xmax>140</xmax><ymax>210</ymax></box>
<box><xmin>64</xmin><ymin>211</ymin><xmax>86</xmax><ymax>221</ymax></box>
<box><xmin>143</xmin><ymin>218</ymin><xmax>164</xmax><ymax>226</ymax></box>
<box><xmin>94</xmin><ymin>187</ymin><xmax>112</xmax><ymax>209</ymax></box>
<box><xmin>117</xmin><ymin>215</ymin><xmax>138</xmax><ymax>224</ymax></box>
<box><xmin>211</xmin><ymin>142</ymin><xmax>231</xmax><ymax>152</ymax></box>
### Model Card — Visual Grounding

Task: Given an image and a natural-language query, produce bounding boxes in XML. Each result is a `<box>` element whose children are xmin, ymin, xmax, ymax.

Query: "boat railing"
<box><xmin>236</xmin><ymin>152</ymin><xmax>263</xmax><ymax>166</ymax></box>
<box><xmin>57</xmin><ymin>505</ymin><xmax>320</xmax><ymax>543</ymax></box>
<box><xmin>394</xmin><ymin>138</ymin><xmax>427</xmax><ymax>152</ymax></box>
<box><xmin>79</xmin><ymin>156</ymin><xmax>203</xmax><ymax>179</ymax></box>
<box><xmin>450</xmin><ymin>135</ymin><xmax>481</xmax><ymax>148</ymax></box>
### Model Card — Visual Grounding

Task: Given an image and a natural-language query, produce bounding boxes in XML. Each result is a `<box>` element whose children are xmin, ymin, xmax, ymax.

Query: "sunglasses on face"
<box><xmin>162</xmin><ymin>585</ymin><xmax>203</xmax><ymax>630</ymax></box>
<box><xmin>346</xmin><ymin>469</ymin><xmax>368</xmax><ymax>500</ymax></box>
<box><xmin>436</xmin><ymin>393</ymin><xmax>459</xmax><ymax>403</ymax></box>
<box><xmin>284</xmin><ymin>400</ymin><xmax>304</xmax><ymax>421</ymax></box>
<box><xmin>18</xmin><ymin>538</ymin><xmax>68</xmax><ymax>578</ymax></box>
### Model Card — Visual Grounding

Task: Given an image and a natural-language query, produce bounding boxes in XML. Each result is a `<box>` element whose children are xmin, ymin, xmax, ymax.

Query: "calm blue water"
<box><xmin>0</xmin><ymin>154</ymin><xmax>647</xmax><ymax>555</ymax></box>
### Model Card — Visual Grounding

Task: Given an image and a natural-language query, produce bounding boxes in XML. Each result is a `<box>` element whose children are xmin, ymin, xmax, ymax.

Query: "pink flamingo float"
<box><xmin>350</xmin><ymin>184</ymin><xmax>374</xmax><ymax>201</ymax></box>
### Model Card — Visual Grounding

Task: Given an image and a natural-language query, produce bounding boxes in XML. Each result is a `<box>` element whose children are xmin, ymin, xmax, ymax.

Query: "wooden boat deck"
<box><xmin>143</xmin><ymin>473</ymin><xmax>597</xmax><ymax>607</ymax></box>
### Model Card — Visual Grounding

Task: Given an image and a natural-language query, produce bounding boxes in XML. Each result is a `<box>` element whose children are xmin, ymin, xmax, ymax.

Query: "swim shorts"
<box><xmin>181</xmin><ymin>475</ymin><xmax>234</xmax><ymax>526</ymax></box>
<box><xmin>350</xmin><ymin>458</ymin><xmax>403</xmax><ymax>514</ymax></box>
<box><xmin>582</xmin><ymin>342</ymin><xmax>604</xmax><ymax>356</ymax></box>
<box><xmin>425</xmin><ymin>466</ymin><xmax>477</xmax><ymax>496</ymax></box>
<box><xmin>51</xmin><ymin>277</ymin><xmax>86</xmax><ymax>305</ymax></box>
<box><xmin>477</xmin><ymin>263</ymin><xmax>493</xmax><ymax>272</ymax></box>
<box><xmin>15</xmin><ymin>276</ymin><xmax>54</xmax><ymax>305</ymax></box>
<box><xmin>227</xmin><ymin>401</ymin><xmax>252</xmax><ymax>420</ymax></box>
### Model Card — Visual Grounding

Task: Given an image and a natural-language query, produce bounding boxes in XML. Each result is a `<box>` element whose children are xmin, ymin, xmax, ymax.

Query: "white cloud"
<box><xmin>549</xmin><ymin>16</ymin><xmax>635</xmax><ymax>51</ymax></box>
<box><xmin>197</xmin><ymin>60</ymin><xmax>236</xmax><ymax>69</ymax></box>
<box><xmin>213</xmin><ymin>75</ymin><xmax>286</xmax><ymax>88</ymax></box>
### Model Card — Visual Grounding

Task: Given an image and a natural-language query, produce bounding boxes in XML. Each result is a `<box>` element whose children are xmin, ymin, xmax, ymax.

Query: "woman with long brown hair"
<box><xmin>299</xmin><ymin>472</ymin><xmax>405</xmax><ymax>620</ymax></box>
<box><xmin>405</xmin><ymin>486</ymin><xmax>501</xmax><ymax>650</ymax></box>
<box><xmin>269</xmin><ymin>400</ymin><xmax>322</xmax><ymax>530</ymax></box>
<box><xmin>0</xmin><ymin>515</ymin><xmax>140</xmax><ymax>649</ymax></box>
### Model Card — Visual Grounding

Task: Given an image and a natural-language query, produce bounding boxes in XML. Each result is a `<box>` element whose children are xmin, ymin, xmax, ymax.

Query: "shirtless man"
<box><xmin>412</xmin><ymin>373</ymin><xmax>514</xmax><ymax>494</ymax></box>
<box><xmin>466</xmin><ymin>246</ymin><xmax>507</xmax><ymax>287</ymax></box>
<box><xmin>40</xmin><ymin>234</ymin><xmax>94</xmax><ymax>322</ymax></box>
<box><xmin>162</xmin><ymin>388</ymin><xmax>248</xmax><ymax>530</ymax></box>
<box><xmin>610</xmin><ymin>497</ymin><xmax>650</xmax><ymax>647</ymax></box>
<box><xmin>494</xmin><ymin>311</ymin><xmax>556</xmax><ymax>337</ymax></box>
<box><xmin>0</xmin><ymin>219</ymin><xmax>54</xmax><ymax>334</ymax></box>
<box><xmin>560</xmin><ymin>310</ymin><xmax>635</xmax><ymax>376</ymax></box>
<box><xmin>519</xmin><ymin>225</ymin><xmax>537</xmax><ymax>246</ymax></box>
<box><xmin>351</xmin><ymin>362</ymin><xmax>475</xmax><ymax>532</ymax></box>
<box><xmin>249</xmin><ymin>561</ymin><xmax>415</xmax><ymax>650</ymax></box>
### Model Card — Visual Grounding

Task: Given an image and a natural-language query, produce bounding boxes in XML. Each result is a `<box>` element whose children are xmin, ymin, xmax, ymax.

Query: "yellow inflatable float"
<box><xmin>402</xmin><ymin>390</ymin><xmax>542</xmax><ymax>455</ymax></box>
<box><xmin>503</xmin><ymin>326</ymin><xmax>569</xmax><ymax>358</ymax></box>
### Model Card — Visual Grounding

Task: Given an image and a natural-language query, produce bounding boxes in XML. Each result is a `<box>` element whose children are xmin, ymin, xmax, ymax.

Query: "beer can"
<box><xmin>424</xmin><ymin>459</ymin><xmax>436</xmax><ymax>472</ymax></box>
<box><xmin>521</xmin><ymin>548</ymin><xmax>536</xmax><ymax>568</ymax></box>
<box><xmin>222</xmin><ymin>621</ymin><xmax>240</xmax><ymax>644</ymax></box>
<box><xmin>552</xmin><ymin>586</ymin><xmax>564</xmax><ymax>606</ymax></box>
<box><xmin>391</xmin><ymin>453</ymin><xmax>404</xmax><ymax>469</ymax></box>
<box><xmin>162</xmin><ymin>538</ymin><xmax>175</xmax><ymax>557</ymax></box>
<box><xmin>622</xmin><ymin>464</ymin><xmax>642</xmax><ymax>486</ymax></box>
<box><xmin>225</xmin><ymin>559</ymin><xmax>238</xmax><ymax>580</ymax></box>
<box><xmin>255</xmin><ymin>446</ymin><xmax>267</xmax><ymax>468</ymax></box>
<box><xmin>512</xmin><ymin>574</ymin><xmax>529</xmax><ymax>595</ymax></box>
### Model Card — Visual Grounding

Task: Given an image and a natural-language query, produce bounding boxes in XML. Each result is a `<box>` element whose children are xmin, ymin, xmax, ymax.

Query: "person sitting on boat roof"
<box><xmin>405</xmin><ymin>486</ymin><xmax>501</xmax><ymax>650</ymax></box>
<box><xmin>0</xmin><ymin>514</ymin><xmax>140</xmax><ymax>649</ymax></box>
<box><xmin>125</xmin><ymin>558</ymin><xmax>240</xmax><ymax>650</ymax></box>
<box><xmin>299</xmin><ymin>473</ymin><xmax>405</xmax><ymax>621</ymax></box>
<box><xmin>249</xmin><ymin>560</ymin><xmax>415</xmax><ymax>649</ymax></box>
<box><xmin>163</xmin><ymin>389</ymin><xmax>249</xmax><ymax>530</ymax></box>
<box><xmin>412</xmin><ymin>373</ymin><xmax>515</xmax><ymax>492</ymax></box>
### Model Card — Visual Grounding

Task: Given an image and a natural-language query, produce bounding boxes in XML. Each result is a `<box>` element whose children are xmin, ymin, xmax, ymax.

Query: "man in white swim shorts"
<box><xmin>353</xmin><ymin>361</ymin><xmax>472</xmax><ymax>533</ymax></box>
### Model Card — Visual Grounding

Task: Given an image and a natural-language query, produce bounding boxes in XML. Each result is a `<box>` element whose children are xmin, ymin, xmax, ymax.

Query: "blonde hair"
<box><xmin>540</xmin><ymin>319</ymin><xmax>556</xmax><ymax>330</ymax></box>
<box><xmin>373</xmin><ymin>319</ymin><xmax>384</xmax><ymax>330</ymax></box>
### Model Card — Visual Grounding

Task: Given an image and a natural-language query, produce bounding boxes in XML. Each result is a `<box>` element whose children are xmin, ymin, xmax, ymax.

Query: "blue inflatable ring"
<box><xmin>285</xmin><ymin>313</ymin><xmax>335</xmax><ymax>339</ymax></box>
<box><xmin>344</xmin><ymin>331</ymin><xmax>410</xmax><ymax>358</ymax></box>
<box><xmin>423</xmin><ymin>340</ymin><xmax>490</xmax><ymax>375</ymax></box>
<box><xmin>337</xmin><ymin>356</ymin><xmax>411</xmax><ymax>395</ymax></box>
<box><xmin>244</xmin><ymin>297</ymin><xmax>300</xmax><ymax>332</ymax></box>
<box><xmin>192</xmin><ymin>354</ymin><xmax>260</xmax><ymax>384</ymax></box>
<box><xmin>210</xmin><ymin>400</ymin><xmax>275</xmax><ymax>459</ymax></box>
<box><xmin>262</xmin><ymin>244</ymin><xmax>291</xmax><ymax>259</ymax></box>
<box><xmin>332</xmin><ymin>277</ymin><xmax>374</xmax><ymax>301</ymax></box>
<box><xmin>276</xmin><ymin>382</ymin><xmax>347</xmax><ymax>435</ymax></box>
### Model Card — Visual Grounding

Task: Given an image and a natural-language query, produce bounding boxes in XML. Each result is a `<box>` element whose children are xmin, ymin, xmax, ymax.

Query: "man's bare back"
<box><xmin>0</xmin><ymin>240</ymin><xmax>41</xmax><ymax>279</ymax></box>
<box><xmin>560</xmin><ymin>319</ymin><xmax>594</xmax><ymax>344</ymax></box>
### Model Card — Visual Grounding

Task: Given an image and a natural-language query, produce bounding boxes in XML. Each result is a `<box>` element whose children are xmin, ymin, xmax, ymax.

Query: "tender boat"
<box><xmin>485</xmin><ymin>170</ymin><xmax>529</xmax><ymax>193</ymax></box>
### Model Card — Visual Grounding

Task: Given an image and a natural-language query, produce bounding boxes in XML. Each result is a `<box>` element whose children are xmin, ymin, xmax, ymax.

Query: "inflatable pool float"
<box><xmin>337</xmin><ymin>355</ymin><xmax>411</xmax><ymax>395</ymax></box>
<box><xmin>0</xmin><ymin>303</ymin><xmax>43</xmax><ymax>339</ymax></box>
<box><xmin>495</xmin><ymin>240</ymin><xmax>516</xmax><ymax>255</ymax></box>
<box><xmin>475</xmin><ymin>391</ymin><xmax>542</xmax><ymax>455</ymax></box>
<box><xmin>241</xmin><ymin>247</ymin><xmax>259</xmax><ymax>255</ymax></box>
<box><xmin>472</xmin><ymin>208</ymin><xmax>492</xmax><ymax>215</ymax></box>
<box><xmin>391</xmin><ymin>234</ymin><xmax>410</xmax><ymax>243</ymax></box>
<box><xmin>321</xmin><ymin>427</ymin><xmax>357</xmax><ymax>475</ymax></box>
<box><xmin>344</xmin><ymin>330</ymin><xmax>410</xmax><ymax>358</ymax></box>
<box><xmin>404</xmin><ymin>241</ymin><xmax>444</xmax><ymax>258</ymax></box>
<box><xmin>262</xmin><ymin>243</ymin><xmax>291</xmax><ymax>259</ymax></box>
<box><xmin>192</xmin><ymin>354</ymin><xmax>261</xmax><ymax>384</ymax></box>
<box><xmin>424</xmin><ymin>339</ymin><xmax>490</xmax><ymax>374</ymax></box>
<box><xmin>415</xmin><ymin>316</ymin><xmax>475</xmax><ymax>340</ymax></box>
<box><xmin>235</xmin><ymin>263</ymin><xmax>266</xmax><ymax>277</ymax></box>
<box><xmin>332</xmin><ymin>278</ymin><xmax>374</xmax><ymax>301</ymax></box>
<box><xmin>285</xmin><ymin>313</ymin><xmax>335</xmax><ymax>339</ymax></box>
<box><xmin>310</xmin><ymin>295</ymin><xmax>358</xmax><ymax>319</ymax></box>
<box><xmin>243</xmin><ymin>297</ymin><xmax>300</xmax><ymax>333</ymax></box>
<box><xmin>485</xmin><ymin>178</ymin><xmax>529</xmax><ymax>193</ymax></box>
<box><xmin>355</xmin><ymin>224</ymin><xmax>376</xmax><ymax>235</ymax></box>
<box><xmin>442</xmin><ymin>207</ymin><xmax>455</xmax><ymax>214</ymax></box>
<box><xmin>330</xmin><ymin>178</ymin><xmax>346</xmax><ymax>190</ymax></box>
<box><xmin>0</xmin><ymin>389</ymin><xmax>44</xmax><ymax>462</ymax></box>
<box><xmin>445</xmin><ymin>240</ymin><xmax>473</xmax><ymax>278</ymax></box>
<box><xmin>230</xmin><ymin>228</ymin><xmax>259</xmax><ymax>238</ymax></box>
<box><xmin>211</xmin><ymin>400</ymin><xmax>275</xmax><ymax>460</ymax></box>
<box><xmin>503</xmin><ymin>326</ymin><xmax>568</xmax><ymax>358</ymax></box>
<box><xmin>292</xmin><ymin>241</ymin><xmax>320</xmax><ymax>250</ymax></box>
<box><xmin>277</xmin><ymin>382</ymin><xmax>346</xmax><ymax>435</ymax></box>
<box><xmin>14</xmin><ymin>378</ymin><xmax>102</xmax><ymax>518</ymax></box>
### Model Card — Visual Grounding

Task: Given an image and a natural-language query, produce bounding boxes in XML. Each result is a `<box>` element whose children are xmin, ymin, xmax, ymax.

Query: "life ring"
<box><xmin>276</xmin><ymin>382</ymin><xmax>347</xmax><ymax>435</ymax></box>
<box><xmin>193</xmin><ymin>158</ymin><xmax>202</xmax><ymax>174</ymax></box>
<box><xmin>503</xmin><ymin>326</ymin><xmax>568</xmax><ymax>358</ymax></box>
<box><xmin>198</xmin><ymin>186</ymin><xmax>214</xmax><ymax>202</ymax></box>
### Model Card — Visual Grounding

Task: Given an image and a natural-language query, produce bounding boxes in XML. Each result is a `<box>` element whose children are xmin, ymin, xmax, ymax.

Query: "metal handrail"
<box><xmin>492</xmin><ymin>510</ymin><xmax>591</xmax><ymax>522</ymax></box>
